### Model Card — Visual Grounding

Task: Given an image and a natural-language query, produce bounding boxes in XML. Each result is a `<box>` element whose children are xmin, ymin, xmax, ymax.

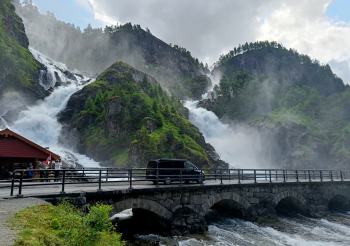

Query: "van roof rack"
<box><xmin>154</xmin><ymin>158</ymin><xmax>187</xmax><ymax>162</ymax></box>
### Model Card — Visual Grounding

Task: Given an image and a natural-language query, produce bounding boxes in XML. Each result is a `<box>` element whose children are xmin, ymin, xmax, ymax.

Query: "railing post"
<box><xmin>320</xmin><ymin>170</ymin><xmax>323</xmax><ymax>182</ymax></box>
<box><xmin>238</xmin><ymin>170</ymin><xmax>241</xmax><ymax>184</ymax></box>
<box><xmin>220</xmin><ymin>169</ymin><xmax>223</xmax><ymax>184</ymax></box>
<box><xmin>283</xmin><ymin>170</ymin><xmax>286</xmax><ymax>183</ymax></box>
<box><xmin>340</xmin><ymin>171</ymin><xmax>344</xmax><ymax>182</ymax></box>
<box><xmin>106</xmin><ymin>169</ymin><xmax>109</xmax><ymax>182</ymax></box>
<box><xmin>269</xmin><ymin>170</ymin><xmax>272</xmax><ymax>183</ymax></box>
<box><xmin>228</xmin><ymin>169</ymin><xmax>231</xmax><ymax>181</ymax></box>
<box><xmin>17</xmin><ymin>171</ymin><xmax>24</xmax><ymax>197</ymax></box>
<box><xmin>10</xmin><ymin>171</ymin><xmax>15</xmax><ymax>196</ymax></box>
<box><xmin>156</xmin><ymin>168</ymin><xmax>159</xmax><ymax>187</ymax></box>
<box><xmin>180</xmin><ymin>169</ymin><xmax>183</xmax><ymax>186</ymax></box>
<box><xmin>61</xmin><ymin>170</ymin><xmax>66</xmax><ymax>194</ymax></box>
<box><xmin>265</xmin><ymin>170</ymin><xmax>267</xmax><ymax>181</ymax></box>
<box><xmin>254</xmin><ymin>170</ymin><xmax>257</xmax><ymax>183</ymax></box>
<box><xmin>241</xmin><ymin>169</ymin><xmax>244</xmax><ymax>182</ymax></box>
<box><xmin>98</xmin><ymin>170</ymin><xmax>102</xmax><ymax>191</ymax></box>
<box><xmin>129</xmin><ymin>169</ymin><xmax>133</xmax><ymax>189</ymax></box>
<box><xmin>275</xmin><ymin>170</ymin><xmax>278</xmax><ymax>181</ymax></box>
<box><xmin>330</xmin><ymin>170</ymin><xmax>333</xmax><ymax>182</ymax></box>
<box><xmin>296</xmin><ymin>170</ymin><xmax>299</xmax><ymax>182</ymax></box>
<box><xmin>308</xmin><ymin>170</ymin><xmax>311</xmax><ymax>182</ymax></box>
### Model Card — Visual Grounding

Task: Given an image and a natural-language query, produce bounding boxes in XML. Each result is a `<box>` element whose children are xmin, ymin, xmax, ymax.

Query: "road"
<box><xmin>0</xmin><ymin>176</ymin><xmax>339</xmax><ymax>199</ymax></box>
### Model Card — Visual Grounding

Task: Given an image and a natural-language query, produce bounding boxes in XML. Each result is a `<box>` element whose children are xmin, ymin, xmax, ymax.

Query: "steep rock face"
<box><xmin>59</xmin><ymin>62</ymin><xmax>224</xmax><ymax>168</ymax></box>
<box><xmin>0</xmin><ymin>0</ymin><xmax>46</xmax><ymax>100</ymax></box>
<box><xmin>202</xmin><ymin>41</ymin><xmax>350</xmax><ymax>169</ymax></box>
<box><xmin>15</xmin><ymin>3</ymin><xmax>211</xmax><ymax>100</ymax></box>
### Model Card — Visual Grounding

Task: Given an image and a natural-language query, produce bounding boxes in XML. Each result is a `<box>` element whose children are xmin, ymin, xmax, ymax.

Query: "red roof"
<box><xmin>0</xmin><ymin>128</ymin><xmax>60</xmax><ymax>161</ymax></box>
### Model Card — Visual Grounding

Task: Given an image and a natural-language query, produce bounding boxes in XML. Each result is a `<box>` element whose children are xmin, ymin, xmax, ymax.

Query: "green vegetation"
<box><xmin>0</xmin><ymin>0</ymin><xmax>41</xmax><ymax>97</ymax></box>
<box><xmin>60</xmin><ymin>62</ymin><xmax>213</xmax><ymax>168</ymax></box>
<box><xmin>205</xmin><ymin>41</ymin><xmax>350</xmax><ymax>168</ymax></box>
<box><xmin>11</xmin><ymin>203</ymin><xmax>123</xmax><ymax>246</ymax></box>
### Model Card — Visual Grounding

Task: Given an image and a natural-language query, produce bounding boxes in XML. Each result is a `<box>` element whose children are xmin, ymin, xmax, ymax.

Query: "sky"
<box><xmin>30</xmin><ymin>0</ymin><xmax>350</xmax><ymax>83</ymax></box>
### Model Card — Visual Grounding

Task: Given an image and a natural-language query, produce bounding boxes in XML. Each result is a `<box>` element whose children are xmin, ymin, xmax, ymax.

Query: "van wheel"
<box><xmin>164</xmin><ymin>177</ymin><xmax>171</xmax><ymax>185</ymax></box>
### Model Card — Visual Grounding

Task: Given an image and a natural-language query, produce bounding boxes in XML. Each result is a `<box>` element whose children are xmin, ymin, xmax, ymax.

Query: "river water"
<box><xmin>175</xmin><ymin>213</ymin><xmax>350</xmax><ymax>246</ymax></box>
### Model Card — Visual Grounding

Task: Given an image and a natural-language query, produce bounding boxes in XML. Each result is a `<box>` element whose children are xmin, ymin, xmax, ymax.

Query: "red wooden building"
<box><xmin>0</xmin><ymin>128</ymin><xmax>60</xmax><ymax>178</ymax></box>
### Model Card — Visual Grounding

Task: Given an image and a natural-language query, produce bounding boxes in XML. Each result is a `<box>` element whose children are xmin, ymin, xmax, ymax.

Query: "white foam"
<box><xmin>9</xmin><ymin>48</ymin><xmax>100</xmax><ymax>168</ymax></box>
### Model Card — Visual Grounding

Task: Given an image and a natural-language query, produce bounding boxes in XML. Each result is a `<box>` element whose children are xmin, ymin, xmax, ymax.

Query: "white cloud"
<box><xmin>259</xmin><ymin>0</ymin><xmax>350</xmax><ymax>83</ymax></box>
<box><xmin>86</xmin><ymin>0</ymin><xmax>350</xmax><ymax>83</ymax></box>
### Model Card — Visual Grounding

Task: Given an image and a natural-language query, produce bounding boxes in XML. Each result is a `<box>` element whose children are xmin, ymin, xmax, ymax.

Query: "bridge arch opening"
<box><xmin>206</xmin><ymin>199</ymin><xmax>248</xmax><ymax>222</ymax></box>
<box><xmin>111</xmin><ymin>208</ymin><xmax>169</xmax><ymax>238</ymax></box>
<box><xmin>111</xmin><ymin>199</ymin><xmax>172</xmax><ymax>238</ymax></box>
<box><xmin>328</xmin><ymin>195</ymin><xmax>350</xmax><ymax>212</ymax></box>
<box><xmin>275</xmin><ymin>197</ymin><xmax>307</xmax><ymax>217</ymax></box>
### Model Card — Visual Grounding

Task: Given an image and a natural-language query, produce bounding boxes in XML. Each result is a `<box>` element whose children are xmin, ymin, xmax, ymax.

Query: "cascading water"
<box><xmin>8</xmin><ymin>48</ymin><xmax>99</xmax><ymax>168</ymax></box>
<box><xmin>184</xmin><ymin>73</ymin><xmax>270</xmax><ymax>169</ymax></box>
<box><xmin>184</xmin><ymin>101</ymin><xmax>268</xmax><ymax>168</ymax></box>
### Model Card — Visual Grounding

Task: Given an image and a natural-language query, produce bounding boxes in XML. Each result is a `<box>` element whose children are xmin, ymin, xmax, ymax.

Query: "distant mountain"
<box><xmin>15</xmin><ymin>2</ymin><xmax>210</xmax><ymax>100</ymax></box>
<box><xmin>201</xmin><ymin>41</ymin><xmax>350</xmax><ymax>169</ymax></box>
<box><xmin>0</xmin><ymin>0</ymin><xmax>46</xmax><ymax>101</ymax></box>
<box><xmin>59</xmin><ymin>62</ymin><xmax>224</xmax><ymax>168</ymax></box>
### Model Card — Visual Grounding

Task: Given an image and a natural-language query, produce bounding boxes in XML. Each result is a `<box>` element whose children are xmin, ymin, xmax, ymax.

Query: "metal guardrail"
<box><xmin>1</xmin><ymin>168</ymin><xmax>349</xmax><ymax>197</ymax></box>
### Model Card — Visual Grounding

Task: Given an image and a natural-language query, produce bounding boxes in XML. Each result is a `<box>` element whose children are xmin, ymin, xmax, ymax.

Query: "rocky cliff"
<box><xmin>0</xmin><ymin>0</ymin><xmax>46</xmax><ymax>100</ymax></box>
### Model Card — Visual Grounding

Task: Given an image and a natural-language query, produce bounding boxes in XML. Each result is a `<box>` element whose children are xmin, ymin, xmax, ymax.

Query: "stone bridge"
<box><xmin>53</xmin><ymin>181</ymin><xmax>350</xmax><ymax>235</ymax></box>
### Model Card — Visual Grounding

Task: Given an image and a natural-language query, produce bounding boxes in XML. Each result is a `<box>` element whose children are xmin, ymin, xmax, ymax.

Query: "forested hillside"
<box><xmin>202</xmin><ymin>41</ymin><xmax>350</xmax><ymax>169</ymax></box>
<box><xmin>15</xmin><ymin>2</ymin><xmax>210</xmax><ymax>99</ymax></box>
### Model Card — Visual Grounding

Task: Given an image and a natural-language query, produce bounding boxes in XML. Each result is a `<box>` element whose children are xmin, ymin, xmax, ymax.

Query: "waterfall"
<box><xmin>184</xmin><ymin>73</ymin><xmax>269</xmax><ymax>168</ymax></box>
<box><xmin>7</xmin><ymin>48</ymin><xmax>100</xmax><ymax>168</ymax></box>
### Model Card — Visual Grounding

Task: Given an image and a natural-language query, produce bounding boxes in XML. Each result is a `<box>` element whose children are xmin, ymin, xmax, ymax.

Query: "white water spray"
<box><xmin>185</xmin><ymin>101</ymin><xmax>267</xmax><ymax>168</ymax></box>
<box><xmin>185</xmin><ymin>73</ymin><xmax>271</xmax><ymax>168</ymax></box>
<box><xmin>8</xmin><ymin>48</ymin><xmax>100</xmax><ymax>168</ymax></box>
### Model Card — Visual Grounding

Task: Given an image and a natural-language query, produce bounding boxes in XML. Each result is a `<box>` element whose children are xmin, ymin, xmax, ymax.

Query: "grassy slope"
<box><xmin>11</xmin><ymin>203</ymin><xmax>123</xmax><ymax>246</ymax></box>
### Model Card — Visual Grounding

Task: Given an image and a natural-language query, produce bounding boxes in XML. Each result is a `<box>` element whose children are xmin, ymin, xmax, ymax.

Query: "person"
<box><xmin>54</xmin><ymin>160</ymin><xmax>62</xmax><ymax>182</ymax></box>
<box><xmin>26</xmin><ymin>163</ymin><xmax>33</xmax><ymax>180</ymax></box>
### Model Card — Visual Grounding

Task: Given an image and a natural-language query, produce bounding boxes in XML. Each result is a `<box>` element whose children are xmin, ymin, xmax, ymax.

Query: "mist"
<box><xmin>185</xmin><ymin>101</ymin><xmax>274</xmax><ymax>168</ymax></box>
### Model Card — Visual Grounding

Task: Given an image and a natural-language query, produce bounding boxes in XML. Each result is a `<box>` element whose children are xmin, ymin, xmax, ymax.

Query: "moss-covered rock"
<box><xmin>59</xmin><ymin>62</ymin><xmax>222</xmax><ymax>168</ymax></box>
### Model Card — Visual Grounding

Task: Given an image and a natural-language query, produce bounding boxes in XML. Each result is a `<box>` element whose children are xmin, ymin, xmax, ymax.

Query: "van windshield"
<box><xmin>185</xmin><ymin>161</ymin><xmax>198</xmax><ymax>170</ymax></box>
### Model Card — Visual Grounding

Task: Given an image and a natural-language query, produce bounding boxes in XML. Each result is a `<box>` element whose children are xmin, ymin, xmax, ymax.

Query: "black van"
<box><xmin>146</xmin><ymin>159</ymin><xmax>205</xmax><ymax>184</ymax></box>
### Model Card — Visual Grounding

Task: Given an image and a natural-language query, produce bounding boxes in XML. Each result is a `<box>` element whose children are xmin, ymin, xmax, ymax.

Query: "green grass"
<box><xmin>11</xmin><ymin>203</ymin><xmax>124</xmax><ymax>246</ymax></box>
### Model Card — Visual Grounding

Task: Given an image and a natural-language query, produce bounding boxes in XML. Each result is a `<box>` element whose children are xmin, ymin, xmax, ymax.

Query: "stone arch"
<box><xmin>202</xmin><ymin>192</ymin><xmax>252</xmax><ymax>217</ymax></box>
<box><xmin>273</xmin><ymin>191</ymin><xmax>308</xmax><ymax>215</ymax></box>
<box><xmin>273</xmin><ymin>190</ymin><xmax>307</xmax><ymax>207</ymax></box>
<box><xmin>112</xmin><ymin>198</ymin><xmax>172</xmax><ymax>220</ymax></box>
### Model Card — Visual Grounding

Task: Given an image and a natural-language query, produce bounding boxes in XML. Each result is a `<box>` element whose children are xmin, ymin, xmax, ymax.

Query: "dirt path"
<box><xmin>0</xmin><ymin>198</ymin><xmax>47</xmax><ymax>246</ymax></box>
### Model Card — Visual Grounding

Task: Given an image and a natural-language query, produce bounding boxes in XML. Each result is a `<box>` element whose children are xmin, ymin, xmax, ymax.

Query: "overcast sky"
<box><xmin>31</xmin><ymin>0</ymin><xmax>350</xmax><ymax>83</ymax></box>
